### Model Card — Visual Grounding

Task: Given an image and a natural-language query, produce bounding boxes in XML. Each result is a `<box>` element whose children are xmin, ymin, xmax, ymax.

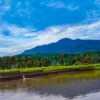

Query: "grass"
<box><xmin>0</xmin><ymin>64</ymin><xmax>100</xmax><ymax>73</ymax></box>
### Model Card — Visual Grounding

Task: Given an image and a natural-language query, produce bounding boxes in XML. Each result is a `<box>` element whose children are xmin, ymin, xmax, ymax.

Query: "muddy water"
<box><xmin>0</xmin><ymin>70</ymin><xmax>100</xmax><ymax>100</ymax></box>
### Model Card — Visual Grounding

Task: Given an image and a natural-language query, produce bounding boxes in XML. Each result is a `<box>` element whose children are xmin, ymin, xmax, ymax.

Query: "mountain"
<box><xmin>22</xmin><ymin>38</ymin><xmax>100</xmax><ymax>54</ymax></box>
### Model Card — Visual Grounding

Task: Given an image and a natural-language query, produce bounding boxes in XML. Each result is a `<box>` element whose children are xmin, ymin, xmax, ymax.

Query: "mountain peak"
<box><xmin>22</xmin><ymin>38</ymin><xmax>100</xmax><ymax>55</ymax></box>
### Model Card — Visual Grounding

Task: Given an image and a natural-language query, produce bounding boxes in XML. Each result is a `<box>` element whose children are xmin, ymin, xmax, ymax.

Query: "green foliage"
<box><xmin>0</xmin><ymin>51</ymin><xmax>100</xmax><ymax>70</ymax></box>
<box><xmin>0</xmin><ymin>64</ymin><xmax>100</xmax><ymax>73</ymax></box>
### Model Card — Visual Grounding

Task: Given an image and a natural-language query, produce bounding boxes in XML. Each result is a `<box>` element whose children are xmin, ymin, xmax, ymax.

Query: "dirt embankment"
<box><xmin>0</xmin><ymin>68</ymin><xmax>95</xmax><ymax>82</ymax></box>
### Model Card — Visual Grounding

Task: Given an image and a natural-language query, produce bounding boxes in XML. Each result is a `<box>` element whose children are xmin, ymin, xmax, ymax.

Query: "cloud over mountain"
<box><xmin>0</xmin><ymin>0</ymin><xmax>100</xmax><ymax>56</ymax></box>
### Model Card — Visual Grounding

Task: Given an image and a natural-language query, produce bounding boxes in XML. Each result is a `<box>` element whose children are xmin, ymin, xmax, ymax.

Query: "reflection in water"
<box><xmin>0</xmin><ymin>91</ymin><xmax>67</xmax><ymax>100</ymax></box>
<box><xmin>1</xmin><ymin>90</ymin><xmax>100</xmax><ymax>100</ymax></box>
<box><xmin>0</xmin><ymin>70</ymin><xmax>100</xmax><ymax>100</ymax></box>
<box><xmin>73</xmin><ymin>92</ymin><xmax>100</xmax><ymax>100</ymax></box>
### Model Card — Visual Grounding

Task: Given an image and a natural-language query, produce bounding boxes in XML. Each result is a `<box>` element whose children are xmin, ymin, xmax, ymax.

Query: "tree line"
<box><xmin>0</xmin><ymin>52</ymin><xmax>100</xmax><ymax>70</ymax></box>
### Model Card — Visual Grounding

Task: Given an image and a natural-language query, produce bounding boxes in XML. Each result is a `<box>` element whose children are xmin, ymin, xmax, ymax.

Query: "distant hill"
<box><xmin>22</xmin><ymin>38</ymin><xmax>100</xmax><ymax>54</ymax></box>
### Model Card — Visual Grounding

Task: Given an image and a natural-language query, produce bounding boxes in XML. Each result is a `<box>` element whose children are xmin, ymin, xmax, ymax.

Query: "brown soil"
<box><xmin>0</xmin><ymin>69</ymin><xmax>95</xmax><ymax>82</ymax></box>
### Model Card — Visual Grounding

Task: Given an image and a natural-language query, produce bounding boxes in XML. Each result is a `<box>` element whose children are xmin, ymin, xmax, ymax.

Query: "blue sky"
<box><xmin>0</xmin><ymin>0</ymin><xmax>100</xmax><ymax>56</ymax></box>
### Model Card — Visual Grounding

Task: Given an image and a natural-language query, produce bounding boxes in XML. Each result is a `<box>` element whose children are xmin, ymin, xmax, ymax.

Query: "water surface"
<box><xmin>0</xmin><ymin>70</ymin><xmax>100</xmax><ymax>100</ymax></box>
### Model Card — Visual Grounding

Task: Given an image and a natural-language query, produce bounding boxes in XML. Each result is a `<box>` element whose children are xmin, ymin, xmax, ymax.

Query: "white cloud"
<box><xmin>12</xmin><ymin>7</ymin><xmax>32</xmax><ymax>18</ymax></box>
<box><xmin>42</xmin><ymin>1</ymin><xmax>79</xmax><ymax>11</ymax></box>
<box><xmin>2</xmin><ymin>5</ymin><xmax>10</xmax><ymax>11</ymax></box>
<box><xmin>16</xmin><ymin>2</ymin><xmax>22</xmax><ymax>7</ymax></box>
<box><xmin>46</xmin><ymin>2</ymin><xmax>66</xmax><ymax>8</ymax></box>
<box><xmin>1</xmin><ymin>21</ymin><xmax>100</xmax><ymax>56</ymax></box>
<box><xmin>83</xmin><ymin>9</ymin><xmax>100</xmax><ymax>23</ymax></box>
<box><xmin>67</xmin><ymin>5</ymin><xmax>79</xmax><ymax>11</ymax></box>
<box><xmin>0</xmin><ymin>23</ymin><xmax>36</xmax><ymax>36</ymax></box>
<box><xmin>0</xmin><ymin>0</ymin><xmax>12</xmax><ymax>21</ymax></box>
<box><xmin>95</xmin><ymin>0</ymin><xmax>100</xmax><ymax>6</ymax></box>
<box><xmin>25</xmin><ymin>21</ymin><xmax>100</xmax><ymax>41</ymax></box>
